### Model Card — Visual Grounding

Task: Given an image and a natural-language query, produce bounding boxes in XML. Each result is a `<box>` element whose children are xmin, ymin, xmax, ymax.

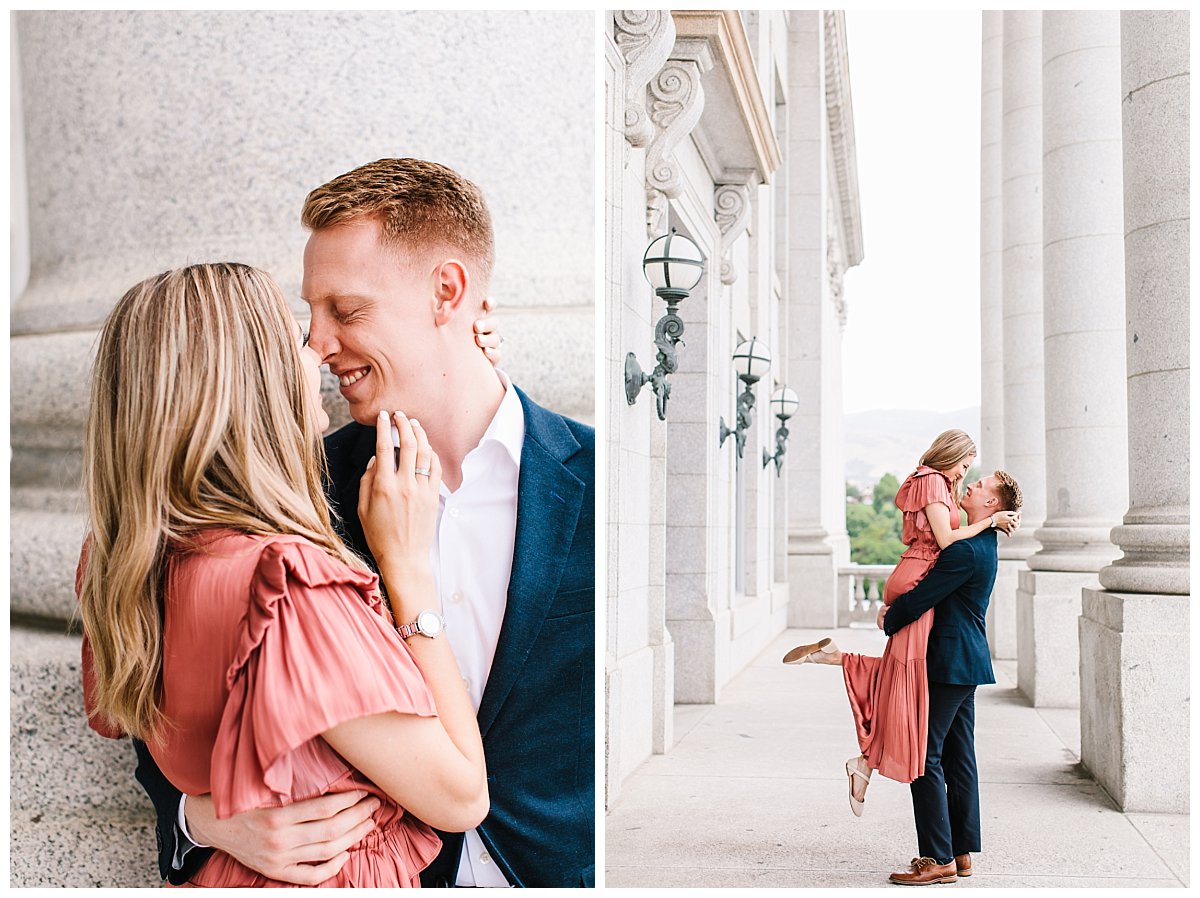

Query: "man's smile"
<box><xmin>335</xmin><ymin>366</ymin><xmax>370</xmax><ymax>389</ymax></box>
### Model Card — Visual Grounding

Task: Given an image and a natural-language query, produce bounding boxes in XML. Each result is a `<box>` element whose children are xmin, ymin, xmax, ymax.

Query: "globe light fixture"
<box><xmin>625</xmin><ymin>229</ymin><xmax>706</xmax><ymax>420</ymax></box>
<box><xmin>762</xmin><ymin>385</ymin><xmax>800</xmax><ymax>476</ymax></box>
<box><xmin>718</xmin><ymin>337</ymin><xmax>771</xmax><ymax>460</ymax></box>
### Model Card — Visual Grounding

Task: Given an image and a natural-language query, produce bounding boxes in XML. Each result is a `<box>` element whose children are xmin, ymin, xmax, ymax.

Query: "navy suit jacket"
<box><xmin>882</xmin><ymin>529</ymin><xmax>997</xmax><ymax>686</ymax></box>
<box><xmin>136</xmin><ymin>387</ymin><xmax>595</xmax><ymax>887</ymax></box>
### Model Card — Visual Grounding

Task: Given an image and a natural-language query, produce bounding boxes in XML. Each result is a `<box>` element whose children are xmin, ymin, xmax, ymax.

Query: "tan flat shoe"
<box><xmin>845</xmin><ymin>755</ymin><xmax>871</xmax><ymax>817</ymax></box>
<box><xmin>782</xmin><ymin>637</ymin><xmax>839</xmax><ymax>665</ymax></box>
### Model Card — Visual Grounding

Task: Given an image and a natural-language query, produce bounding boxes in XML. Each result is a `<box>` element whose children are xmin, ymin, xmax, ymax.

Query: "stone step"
<box><xmin>10</xmin><ymin>806</ymin><xmax>158</xmax><ymax>887</ymax></box>
<box><xmin>9</xmin><ymin>501</ymin><xmax>87</xmax><ymax>622</ymax></box>
<box><xmin>11</xmin><ymin>627</ymin><xmax>162</xmax><ymax>886</ymax></box>
<box><xmin>11</xmin><ymin>628</ymin><xmax>150</xmax><ymax>811</ymax></box>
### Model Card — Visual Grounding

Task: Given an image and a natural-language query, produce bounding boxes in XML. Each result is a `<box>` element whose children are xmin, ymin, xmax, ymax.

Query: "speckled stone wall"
<box><xmin>12</xmin><ymin>10</ymin><xmax>594</xmax><ymax>448</ymax></box>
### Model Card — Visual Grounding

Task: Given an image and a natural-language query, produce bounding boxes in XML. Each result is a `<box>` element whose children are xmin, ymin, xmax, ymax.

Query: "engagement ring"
<box><xmin>414</xmin><ymin>467</ymin><xmax>431</xmax><ymax>477</ymax></box>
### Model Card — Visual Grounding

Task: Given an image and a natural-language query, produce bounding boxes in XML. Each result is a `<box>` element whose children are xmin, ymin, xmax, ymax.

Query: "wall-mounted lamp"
<box><xmin>718</xmin><ymin>337</ymin><xmax>771</xmax><ymax>460</ymax></box>
<box><xmin>625</xmin><ymin>229</ymin><xmax>706</xmax><ymax>420</ymax></box>
<box><xmin>762</xmin><ymin>386</ymin><xmax>799</xmax><ymax>476</ymax></box>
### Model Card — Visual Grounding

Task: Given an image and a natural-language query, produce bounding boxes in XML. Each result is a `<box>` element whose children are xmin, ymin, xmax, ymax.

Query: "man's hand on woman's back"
<box><xmin>184</xmin><ymin>790</ymin><xmax>379</xmax><ymax>886</ymax></box>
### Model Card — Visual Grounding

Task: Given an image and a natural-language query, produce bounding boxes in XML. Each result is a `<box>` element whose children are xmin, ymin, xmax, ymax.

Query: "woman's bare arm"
<box><xmin>925</xmin><ymin>501</ymin><xmax>1018</xmax><ymax>549</ymax></box>
<box><xmin>322</xmin><ymin>411</ymin><xmax>487</xmax><ymax>832</ymax></box>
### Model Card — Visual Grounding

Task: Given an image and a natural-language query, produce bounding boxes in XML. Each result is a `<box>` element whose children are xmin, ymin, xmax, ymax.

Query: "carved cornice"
<box><xmin>827</xmin><ymin>232</ymin><xmax>847</xmax><ymax>330</ymax></box>
<box><xmin>715</xmin><ymin>182</ymin><xmax>752</xmax><ymax>285</ymax></box>
<box><xmin>824</xmin><ymin>10</ymin><xmax>864</xmax><ymax>268</ymax></box>
<box><xmin>672</xmin><ymin>10</ymin><xmax>782</xmax><ymax>182</ymax></box>
<box><xmin>613</xmin><ymin>10</ymin><xmax>676</xmax><ymax>148</ymax></box>
<box><xmin>644</xmin><ymin>42</ymin><xmax>713</xmax><ymax>234</ymax></box>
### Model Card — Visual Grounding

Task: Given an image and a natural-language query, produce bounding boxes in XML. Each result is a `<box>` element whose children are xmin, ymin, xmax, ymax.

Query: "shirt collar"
<box><xmin>476</xmin><ymin>369</ymin><xmax>524</xmax><ymax>469</ymax></box>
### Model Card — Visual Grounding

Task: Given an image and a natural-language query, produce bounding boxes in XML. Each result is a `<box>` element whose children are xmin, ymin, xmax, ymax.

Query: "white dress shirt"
<box><xmin>428</xmin><ymin>372</ymin><xmax>522</xmax><ymax>887</ymax></box>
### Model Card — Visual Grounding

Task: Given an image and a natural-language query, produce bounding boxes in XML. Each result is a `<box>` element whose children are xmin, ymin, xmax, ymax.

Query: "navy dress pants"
<box><xmin>909</xmin><ymin>682</ymin><xmax>981</xmax><ymax>864</ymax></box>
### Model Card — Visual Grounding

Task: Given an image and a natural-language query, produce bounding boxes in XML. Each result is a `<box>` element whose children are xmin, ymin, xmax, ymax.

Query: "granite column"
<box><xmin>1016</xmin><ymin>11</ymin><xmax>1127</xmax><ymax>707</ymax></box>
<box><xmin>994</xmin><ymin>11</ymin><xmax>1046</xmax><ymax>659</ymax></box>
<box><xmin>1079</xmin><ymin>10</ymin><xmax>1190</xmax><ymax>813</ymax></box>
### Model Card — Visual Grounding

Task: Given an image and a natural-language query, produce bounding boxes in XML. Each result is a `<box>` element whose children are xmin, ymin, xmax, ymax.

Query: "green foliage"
<box><xmin>872</xmin><ymin>472</ymin><xmax>900</xmax><ymax>514</ymax></box>
<box><xmin>845</xmin><ymin>502</ymin><xmax>875</xmax><ymax>538</ymax></box>
<box><xmin>846</xmin><ymin>482</ymin><xmax>864</xmax><ymax>502</ymax></box>
<box><xmin>848</xmin><ymin>474</ymin><xmax>905</xmax><ymax>566</ymax></box>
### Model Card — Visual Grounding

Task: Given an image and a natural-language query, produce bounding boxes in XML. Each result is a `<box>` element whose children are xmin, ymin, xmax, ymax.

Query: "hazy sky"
<box><xmin>841</xmin><ymin>10</ymin><xmax>983</xmax><ymax>414</ymax></box>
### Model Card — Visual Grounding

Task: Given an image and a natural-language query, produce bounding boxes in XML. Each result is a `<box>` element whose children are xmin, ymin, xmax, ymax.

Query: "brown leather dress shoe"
<box><xmin>954</xmin><ymin>854</ymin><xmax>972</xmax><ymax>877</ymax></box>
<box><xmin>888</xmin><ymin>857</ymin><xmax>958</xmax><ymax>885</ymax></box>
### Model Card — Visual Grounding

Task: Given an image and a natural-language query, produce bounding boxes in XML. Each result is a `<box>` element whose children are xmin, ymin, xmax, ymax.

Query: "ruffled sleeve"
<box><xmin>895</xmin><ymin>466</ymin><xmax>955</xmax><ymax>515</ymax></box>
<box><xmin>210</xmin><ymin>538</ymin><xmax>437</xmax><ymax>818</ymax></box>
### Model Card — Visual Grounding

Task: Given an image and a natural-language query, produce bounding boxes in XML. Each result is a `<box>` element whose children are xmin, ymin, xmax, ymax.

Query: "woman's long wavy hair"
<box><xmin>919</xmin><ymin>429</ymin><xmax>977</xmax><ymax>502</ymax></box>
<box><xmin>78</xmin><ymin>262</ymin><xmax>367</xmax><ymax>742</ymax></box>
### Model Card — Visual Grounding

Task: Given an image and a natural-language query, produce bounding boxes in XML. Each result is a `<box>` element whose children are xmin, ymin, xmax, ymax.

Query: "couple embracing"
<box><xmin>78</xmin><ymin>159</ymin><xmax>594</xmax><ymax>887</ymax></box>
<box><xmin>784</xmin><ymin>430</ymin><xmax>1023</xmax><ymax>885</ymax></box>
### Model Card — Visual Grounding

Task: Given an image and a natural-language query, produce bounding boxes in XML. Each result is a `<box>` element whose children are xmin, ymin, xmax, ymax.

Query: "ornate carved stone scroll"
<box><xmin>826</xmin><ymin>221</ymin><xmax>847</xmax><ymax>330</ymax></box>
<box><xmin>714</xmin><ymin>182</ymin><xmax>752</xmax><ymax>285</ymax></box>
<box><xmin>644</xmin><ymin>40</ymin><xmax>713</xmax><ymax>234</ymax></box>
<box><xmin>613</xmin><ymin>10</ymin><xmax>676</xmax><ymax>148</ymax></box>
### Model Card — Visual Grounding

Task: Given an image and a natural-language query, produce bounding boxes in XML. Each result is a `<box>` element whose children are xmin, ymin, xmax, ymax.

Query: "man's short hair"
<box><xmin>301</xmin><ymin>158</ymin><xmax>495</xmax><ymax>283</ymax></box>
<box><xmin>992</xmin><ymin>469</ymin><xmax>1022</xmax><ymax>512</ymax></box>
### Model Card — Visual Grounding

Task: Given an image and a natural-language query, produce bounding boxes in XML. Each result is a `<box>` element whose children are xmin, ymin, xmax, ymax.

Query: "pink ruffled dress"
<box><xmin>84</xmin><ymin>530</ymin><xmax>442</xmax><ymax>887</ymax></box>
<box><xmin>840</xmin><ymin>467</ymin><xmax>958</xmax><ymax>783</ymax></box>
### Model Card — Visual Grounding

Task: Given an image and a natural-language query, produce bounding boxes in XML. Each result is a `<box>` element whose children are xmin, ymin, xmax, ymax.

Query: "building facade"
<box><xmin>9</xmin><ymin>10</ymin><xmax>594</xmax><ymax>886</ymax></box>
<box><xmin>980</xmin><ymin>10</ymin><xmax>1189</xmax><ymax>812</ymax></box>
<box><xmin>604</xmin><ymin>9</ymin><xmax>863</xmax><ymax>804</ymax></box>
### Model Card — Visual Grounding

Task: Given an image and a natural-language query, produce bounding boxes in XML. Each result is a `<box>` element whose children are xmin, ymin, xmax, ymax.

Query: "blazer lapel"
<box><xmin>329</xmin><ymin>423</ymin><xmax>379</xmax><ymax>564</ymax></box>
<box><xmin>476</xmin><ymin>391</ymin><xmax>585</xmax><ymax>738</ymax></box>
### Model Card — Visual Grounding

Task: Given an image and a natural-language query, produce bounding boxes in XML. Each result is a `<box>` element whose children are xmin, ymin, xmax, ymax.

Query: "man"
<box><xmin>881</xmin><ymin>471</ymin><xmax>1022</xmax><ymax>886</ymax></box>
<box><xmin>130</xmin><ymin>159</ymin><xmax>595</xmax><ymax>887</ymax></box>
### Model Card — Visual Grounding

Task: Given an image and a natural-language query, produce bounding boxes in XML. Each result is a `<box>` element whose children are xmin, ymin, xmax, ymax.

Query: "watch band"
<box><xmin>397</xmin><ymin>620</ymin><xmax>420</xmax><ymax>639</ymax></box>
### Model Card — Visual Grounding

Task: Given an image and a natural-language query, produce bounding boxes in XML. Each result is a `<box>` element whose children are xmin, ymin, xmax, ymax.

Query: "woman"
<box><xmin>781</xmin><ymin>430</ymin><xmax>1018</xmax><ymax>815</ymax></box>
<box><xmin>78</xmin><ymin>263</ymin><xmax>491</xmax><ymax>886</ymax></box>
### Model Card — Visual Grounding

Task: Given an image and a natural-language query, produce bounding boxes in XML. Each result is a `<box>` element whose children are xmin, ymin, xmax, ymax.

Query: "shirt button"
<box><xmin>449</xmin><ymin>507</ymin><xmax>460</xmax><ymax>518</ymax></box>
<box><xmin>451</xmin><ymin>591</ymin><xmax>463</xmax><ymax>603</ymax></box>
<box><xmin>480</xmin><ymin>851</ymin><xmax>491</xmax><ymax>864</ymax></box>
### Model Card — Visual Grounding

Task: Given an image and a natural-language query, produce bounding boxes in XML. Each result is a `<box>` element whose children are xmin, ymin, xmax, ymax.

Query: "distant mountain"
<box><xmin>844</xmin><ymin>407</ymin><xmax>981</xmax><ymax>489</ymax></box>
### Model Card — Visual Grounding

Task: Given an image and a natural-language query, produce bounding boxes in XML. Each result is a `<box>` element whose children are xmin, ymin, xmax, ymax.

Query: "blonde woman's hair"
<box><xmin>78</xmin><ymin>262</ymin><xmax>367</xmax><ymax>742</ymax></box>
<box><xmin>919</xmin><ymin>429</ymin><xmax>978</xmax><ymax>501</ymax></box>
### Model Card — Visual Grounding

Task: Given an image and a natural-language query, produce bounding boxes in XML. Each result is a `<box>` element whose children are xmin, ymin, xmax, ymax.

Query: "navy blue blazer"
<box><xmin>882</xmin><ymin>529</ymin><xmax>997</xmax><ymax>686</ymax></box>
<box><xmin>136</xmin><ymin>387</ymin><xmax>595</xmax><ymax>887</ymax></box>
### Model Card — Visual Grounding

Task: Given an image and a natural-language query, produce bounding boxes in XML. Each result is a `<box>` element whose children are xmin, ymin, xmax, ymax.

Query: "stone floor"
<box><xmin>605</xmin><ymin>626</ymin><xmax>1190</xmax><ymax>888</ymax></box>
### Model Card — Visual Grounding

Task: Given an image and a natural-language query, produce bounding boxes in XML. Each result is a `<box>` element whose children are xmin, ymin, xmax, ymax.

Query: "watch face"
<box><xmin>417</xmin><ymin>610</ymin><xmax>443</xmax><ymax>636</ymax></box>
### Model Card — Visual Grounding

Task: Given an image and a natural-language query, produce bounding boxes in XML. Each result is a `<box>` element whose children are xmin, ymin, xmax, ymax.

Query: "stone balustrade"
<box><xmin>836</xmin><ymin>563</ymin><xmax>896</xmax><ymax>628</ymax></box>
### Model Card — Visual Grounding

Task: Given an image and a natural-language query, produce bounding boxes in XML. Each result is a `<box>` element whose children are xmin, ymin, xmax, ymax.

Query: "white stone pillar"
<box><xmin>979</xmin><ymin>11</ymin><xmax>1004</xmax><ymax>470</ymax></box>
<box><xmin>10</xmin><ymin>19</ymin><xmax>30</xmax><ymax>300</ymax></box>
<box><xmin>979</xmin><ymin>11</ymin><xmax>1007</xmax><ymax>658</ymax></box>
<box><xmin>666</xmin><ymin>239</ymin><xmax>729</xmax><ymax>704</ymax></box>
<box><xmin>636</xmin><ymin>33</ymin><xmax>730</xmax><ymax>706</ymax></box>
<box><xmin>1079</xmin><ymin>10</ymin><xmax>1190</xmax><ymax>813</ymax></box>
<box><xmin>1016</xmin><ymin>11</ymin><xmax>1127</xmax><ymax>708</ymax></box>
<box><xmin>605</xmin><ymin>11</ymin><xmax>677</xmax><ymax>807</ymax></box>
<box><xmin>994</xmin><ymin>11</ymin><xmax>1046</xmax><ymax>660</ymax></box>
<box><xmin>785</xmin><ymin>12</ymin><xmax>839</xmax><ymax>628</ymax></box>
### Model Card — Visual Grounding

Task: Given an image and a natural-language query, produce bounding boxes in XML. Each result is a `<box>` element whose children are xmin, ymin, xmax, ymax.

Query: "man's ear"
<box><xmin>432</xmin><ymin>259</ymin><xmax>470</xmax><ymax>327</ymax></box>
<box><xmin>984</xmin><ymin>494</ymin><xmax>999</xmax><ymax>508</ymax></box>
